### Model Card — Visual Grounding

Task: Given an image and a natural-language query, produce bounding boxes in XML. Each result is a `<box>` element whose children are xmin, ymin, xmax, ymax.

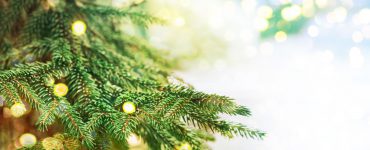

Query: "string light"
<box><xmin>71</xmin><ymin>20</ymin><xmax>87</xmax><ymax>36</ymax></box>
<box><xmin>19</xmin><ymin>133</ymin><xmax>37</xmax><ymax>148</ymax></box>
<box><xmin>281</xmin><ymin>5</ymin><xmax>302</xmax><ymax>21</ymax></box>
<box><xmin>275</xmin><ymin>31</ymin><xmax>287</xmax><ymax>42</ymax></box>
<box><xmin>122</xmin><ymin>101</ymin><xmax>136</xmax><ymax>114</ymax></box>
<box><xmin>53</xmin><ymin>83</ymin><xmax>69</xmax><ymax>97</ymax></box>
<box><xmin>10</xmin><ymin>103</ymin><xmax>27</xmax><ymax>118</ymax></box>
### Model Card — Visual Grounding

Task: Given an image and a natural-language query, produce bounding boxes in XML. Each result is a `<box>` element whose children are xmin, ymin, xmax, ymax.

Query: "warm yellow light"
<box><xmin>127</xmin><ymin>134</ymin><xmax>142</xmax><ymax>146</ymax></box>
<box><xmin>71</xmin><ymin>20</ymin><xmax>87</xmax><ymax>36</ymax></box>
<box><xmin>254</xmin><ymin>18</ymin><xmax>269</xmax><ymax>31</ymax></box>
<box><xmin>11</xmin><ymin>103</ymin><xmax>27</xmax><ymax>118</ymax></box>
<box><xmin>257</xmin><ymin>5</ymin><xmax>273</xmax><ymax>19</ymax></box>
<box><xmin>53</xmin><ymin>83</ymin><xmax>68</xmax><ymax>97</ymax></box>
<box><xmin>176</xmin><ymin>143</ymin><xmax>192</xmax><ymax>150</ymax></box>
<box><xmin>122</xmin><ymin>102</ymin><xmax>136</xmax><ymax>114</ymax></box>
<box><xmin>275</xmin><ymin>31</ymin><xmax>287</xmax><ymax>42</ymax></box>
<box><xmin>19</xmin><ymin>133</ymin><xmax>37</xmax><ymax>148</ymax></box>
<box><xmin>173</xmin><ymin>17</ymin><xmax>186</xmax><ymax>27</ymax></box>
<box><xmin>281</xmin><ymin>5</ymin><xmax>302</xmax><ymax>21</ymax></box>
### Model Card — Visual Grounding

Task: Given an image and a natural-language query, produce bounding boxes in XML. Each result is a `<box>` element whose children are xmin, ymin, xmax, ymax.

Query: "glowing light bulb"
<box><xmin>275</xmin><ymin>31</ymin><xmax>287</xmax><ymax>42</ymax></box>
<box><xmin>254</xmin><ymin>18</ymin><xmax>269</xmax><ymax>31</ymax></box>
<box><xmin>122</xmin><ymin>102</ymin><xmax>136</xmax><ymax>114</ymax></box>
<box><xmin>19</xmin><ymin>133</ymin><xmax>37</xmax><ymax>148</ymax></box>
<box><xmin>349</xmin><ymin>47</ymin><xmax>365</xmax><ymax>68</ymax></box>
<box><xmin>71</xmin><ymin>20</ymin><xmax>87</xmax><ymax>36</ymax></box>
<box><xmin>257</xmin><ymin>5</ymin><xmax>273</xmax><ymax>19</ymax></box>
<box><xmin>307</xmin><ymin>25</ymin><xmax>319</xmax><ymax>37</ymax></box>
<box><xmin>54</xmin><ymin>83</ymin><xmax>68</xmax><ymax>97</ymax></box>
<box><xmin>11</xmin><ymin>103</ymin><xmax>27</xmax><ymax>118</ymax></box>
<box><xmin>281</xmin><ymin>5</ymin><xmax>302</xmax><ymax>21</ymax></box>
<box><xmin>127</xmin><ymin>134</ymin><xmax>142</xmax><ymax>146</ymax></box>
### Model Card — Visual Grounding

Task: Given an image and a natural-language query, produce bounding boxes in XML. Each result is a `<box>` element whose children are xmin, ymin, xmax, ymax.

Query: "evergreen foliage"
<box><xmin>0</xmin><ymin>0</ymin><xmax>264</xmax><ymax>149</ymax></box>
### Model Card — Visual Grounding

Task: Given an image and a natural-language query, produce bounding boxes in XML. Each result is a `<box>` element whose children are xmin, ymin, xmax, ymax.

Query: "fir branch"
<box><xmin>80</xmin><ymin>6</ymin><xmax>163</xmax><ymax>27</ymax></box>
<box><xmin>37</xmin><ymin>99</ymin><xmax>58</xmax><ymax>131</ymax></box>
<box><xmin>0</xmin><ymin>81</ymin><xmax>20</xmax><ymax>104</ymax></box>
<box><xmin>13</xmin><ymin>79</ymin><xmax>44</xmax><ymax>109</ymax></box>
<box><xmin>59</xmin><ymin>105</ymin><xmax>94</xmax><ymax>148</ymax></box>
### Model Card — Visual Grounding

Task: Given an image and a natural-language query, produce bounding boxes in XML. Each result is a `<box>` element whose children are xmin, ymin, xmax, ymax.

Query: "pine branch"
<box><xmin>80</xmin><ymin>6</ymin><xmax>163</xmax><ymax>28</ymax></box>
<box><xmin>0</xmin><ymin>1</ymin><xmax>264</xmax><ymax>149</ymax></box>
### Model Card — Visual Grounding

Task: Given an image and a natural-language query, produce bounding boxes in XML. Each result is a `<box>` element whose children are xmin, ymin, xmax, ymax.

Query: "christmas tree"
<box><xmin>0</xmin><ymin>0</ymin><xmax>264</xmax><ymax>149</ymax></box>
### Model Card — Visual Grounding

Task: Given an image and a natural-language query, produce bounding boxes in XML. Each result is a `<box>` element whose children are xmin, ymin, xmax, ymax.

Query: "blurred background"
<box><xmin>121</xmin><ymin>0</ymin><xmax>370</xmax><ymax>149</ymax></box>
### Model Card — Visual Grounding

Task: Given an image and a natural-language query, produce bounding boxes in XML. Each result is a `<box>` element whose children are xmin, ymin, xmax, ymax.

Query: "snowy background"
<box><xmin>146</xmin><ymin>0</ymin><xmax>370</xmax><ymax>149</ymax></box>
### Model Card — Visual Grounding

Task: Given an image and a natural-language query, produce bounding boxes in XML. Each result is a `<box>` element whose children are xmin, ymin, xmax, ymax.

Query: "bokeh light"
<box><xmin>281</xmin><ymin>5</ymin><xmax>302</xmax><ymax>21</ymax></box>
